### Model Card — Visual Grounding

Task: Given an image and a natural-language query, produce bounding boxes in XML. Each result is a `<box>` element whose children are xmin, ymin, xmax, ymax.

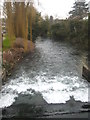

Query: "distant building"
<box><xmin>50</xmin><ymin>16</ymin><xmax>53</xmax><ymax>25</ymax></box>
<box><xmin>50</xmin><ymin>16</ymin><xmax>53</xmax><ymax>21</ymax></box>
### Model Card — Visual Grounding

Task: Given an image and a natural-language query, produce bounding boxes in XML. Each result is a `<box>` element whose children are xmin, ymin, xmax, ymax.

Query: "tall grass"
<box><xmin>3</xmin><ymin>35</ymin><xmax>11</xmax><ymax>51</ymax></box>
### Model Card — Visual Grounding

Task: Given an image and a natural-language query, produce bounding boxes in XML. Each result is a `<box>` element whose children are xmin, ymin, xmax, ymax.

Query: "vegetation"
<box><xmin>1</xmin><ymin>0</ymin><xmax>89</xmax><ymax>82</ymax></box>
<box><xmin>51</xmin><ymin>20</ymin><xmax>69</xmax><ymax>40</ymax></box>
<box><xmin>50</xmin><ymin>19</ymin><xmax>88</xmax><ymax>50</ymax></box>
<box><xmin>2</xmin><ymin>0</ymin><xmax>89</xmax><ymax>51</ymax></box>
<box><xmin>48</xmin><ymin>0</ymin><xmax>89</xmax><ymax>50</ymax></box>
<box><xmin>69</xmin><ymin>0</ymin><xmax>88</xmax><ymax>19</ymax></box>
<box><xmin>3</xmin><ymin>1</ymin><xmax>37</xmax><ymax>51</ymax></box>
<box><xmin>3</xmin><ymin>0</ymin><xmax>49</xmax><ymax>47</ymax></box>
<box><xmin>3</xmin><ymin>35</ymin><xmax>11</xmax><ymax>50</ymax></box>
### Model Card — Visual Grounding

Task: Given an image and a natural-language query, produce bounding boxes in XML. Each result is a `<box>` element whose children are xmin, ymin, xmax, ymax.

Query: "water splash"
<box><xmin>0</xmin><ymin>72</ymin><xmax>89</xmax><ymax>108</ymax></box>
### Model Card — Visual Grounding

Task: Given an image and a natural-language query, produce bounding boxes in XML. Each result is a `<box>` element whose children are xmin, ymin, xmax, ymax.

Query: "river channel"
<box><xmin>0</xmin><ymin>38</ymin><xmax>90</xmax><ymax>118</ymax></box>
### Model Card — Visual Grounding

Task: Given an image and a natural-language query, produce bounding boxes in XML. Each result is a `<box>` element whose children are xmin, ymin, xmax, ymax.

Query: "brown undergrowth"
<box><xmin>2</xmin><ymin>38</ymin><xmax>35</xmax><ymax>82</ymax></box>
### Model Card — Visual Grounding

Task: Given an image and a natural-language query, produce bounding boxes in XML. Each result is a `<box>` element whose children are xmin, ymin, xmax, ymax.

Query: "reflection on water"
<box><xmin>0</xmin><ymin>39</ymin><xmax>90</xmax><ymax>108</ymax></box>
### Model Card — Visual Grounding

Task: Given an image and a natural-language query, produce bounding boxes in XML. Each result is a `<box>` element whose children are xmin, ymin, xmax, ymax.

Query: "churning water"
<box><xmin>0</xmin><ymin>39</ymin><xmax>89</xmax><ymax>108</ymax></box>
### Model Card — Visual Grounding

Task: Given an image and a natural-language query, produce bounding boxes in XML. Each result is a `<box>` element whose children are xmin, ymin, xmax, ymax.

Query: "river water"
<box><xmin>0</xmin><ymin>38</ymin><xmax>90</xmax><ymax>109</ymax></box>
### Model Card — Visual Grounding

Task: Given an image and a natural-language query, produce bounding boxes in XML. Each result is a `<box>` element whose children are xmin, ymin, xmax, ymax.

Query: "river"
<box><xmin>0</xmin><ymin>38</ymin><xmax>90</xmax><ymax>118</ymax></box>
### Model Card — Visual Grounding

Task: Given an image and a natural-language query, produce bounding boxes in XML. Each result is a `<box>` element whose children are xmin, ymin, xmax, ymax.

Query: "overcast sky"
<box><xmin>34</xmin><ymin>0</ymin><xmax>90</xmax><ymax>19</ymax></box>
<box><xmin>0</xmin><ymin>0</ymin><xmax>90</xmax><ymax>19</ymax></box>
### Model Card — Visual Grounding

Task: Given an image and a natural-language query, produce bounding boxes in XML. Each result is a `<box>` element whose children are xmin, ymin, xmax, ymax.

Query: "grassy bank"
<box><xmin>3</xmin><ymin>35</ymin><xmax>12</xmax><ymax>51</ymax></box>
<box><xmin>50</xmin><ymin>19</ymin><xmax>88</xmax><ymax>50</ymax></box>
<box><xmin>2</xmin><ymin>37</ymin><xmax>35</xmax><ymax>83</ymax></box>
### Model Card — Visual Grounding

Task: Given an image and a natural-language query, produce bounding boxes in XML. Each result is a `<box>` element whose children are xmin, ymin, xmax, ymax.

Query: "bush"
<box><xmin>51</xmin><ymin>22</ymin><xmax>69</xmax><ymax>40</ymax></box>
<box><xmin>13</xmin><ymin>37</ymin><xmax>35</xmax><ymax>52</ymax></box>
<box><xmin>13</xmin><ymin>38</ymin><xmax>24</xmax><ymax>48</ymax></box>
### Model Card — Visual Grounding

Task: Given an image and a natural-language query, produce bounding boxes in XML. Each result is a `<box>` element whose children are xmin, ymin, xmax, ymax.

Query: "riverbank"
<box><xmin>2</xmin><ymin>38</ymin><xmax>35</xmax><ymax>83</ymax></box>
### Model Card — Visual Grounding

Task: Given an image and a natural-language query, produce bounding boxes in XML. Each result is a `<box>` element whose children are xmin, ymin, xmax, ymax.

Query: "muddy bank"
<box><xmin>2</xmin><ymin>38</ymin><xmax>35</xmax><ymax>83</ymax></box>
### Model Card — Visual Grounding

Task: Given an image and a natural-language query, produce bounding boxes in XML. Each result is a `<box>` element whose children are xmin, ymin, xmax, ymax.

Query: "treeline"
<box><xmin>3</xmin><ymin>2</ymin><xmax>30</xmax><ymax>51</ymax></box>
<box><xmin>50</xmin><ymin>18</ymin><xmax>88</xmax><ymax>50</ymax></box>
<box><xmin>49</xmin><ymin>0</ymin><xmax>89</xmax><ymax>50</ymax></box>
<box><xmin>3</xmin><ymin>1</ymin><xmax>49</xmax><ymax>51</ymax></box>
<box><xmin>3</xmin><ymin>1</ymin><xmax>89</xmax><ymax>50</ymax></box>
<box><xmin>29</xmin><ymin>15</ymin><xmax>50</xmax><ymax>40</ymax></box>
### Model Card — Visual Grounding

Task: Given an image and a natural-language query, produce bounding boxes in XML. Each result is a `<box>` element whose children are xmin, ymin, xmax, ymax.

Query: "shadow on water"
<box><xmin>2</xmin><ymin>92</ymin><xmax>90</xmax><ymax>118</ymax></box>
<box><xmin>2</xmin><ymin>92</ymin><xmax>47</xmax><ymax>118</ymax></box>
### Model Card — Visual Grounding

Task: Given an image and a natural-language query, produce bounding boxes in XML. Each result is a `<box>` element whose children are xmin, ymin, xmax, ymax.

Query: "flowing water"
<box><xmin>0</xmin><ymin>38</ymin><xmax>90</xmax><ymax>109</ymax></box>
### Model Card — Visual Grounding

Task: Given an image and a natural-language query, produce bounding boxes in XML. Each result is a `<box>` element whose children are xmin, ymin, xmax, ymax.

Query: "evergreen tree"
<box><xmin>69</xmin><ymin>0</ymin><xmax>88</xmax><ymax>19</ymax></box>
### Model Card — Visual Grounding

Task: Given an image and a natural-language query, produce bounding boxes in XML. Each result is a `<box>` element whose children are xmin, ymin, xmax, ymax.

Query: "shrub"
<box><xmin>13</xmin><ymin>38</ymin><xmax>24</xmax><ymax>48</ymax></box>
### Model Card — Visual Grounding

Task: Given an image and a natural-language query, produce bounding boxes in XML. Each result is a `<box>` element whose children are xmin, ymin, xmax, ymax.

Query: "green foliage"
<box><xmin>28</xmin><ymin>21</ymin><xmax>40</xmax><ymax>41</ymax></box>
<box><xmin>3</xmin><ymin>35</ymin><xmax>11</xmax><ymax>50</ymax></box>
<box><xmin>28</xmin><ymin>14</ymin><xmax>50</xmax><ymax>40</ymax></box>
<box><xmin>69</xmin><ymin>1</ymin><xmax>88</xmax><ymax>19</ymax></box>
<box><xmin>39</xmin><ymin>20</ymin><xmax>49</xmax><ymax>38</ymax></box>
<box><xmin>69</xmin><ymin>20</ymin><xmax>88</xmax><ymax>44</ymax></box>
<box><xmin>70</xmin><ymin>20</ymin><xmax>88</xmax><ymax>49</ymax></box>
<box><xmin>50</xmin><ymin>19</ymin><xmax>88</xmax><ymax>50</ymax></box>
<box><xmin>51</xmin><ymin>21</ymin><xmax>69</xmax><ymax>40</ymax></box>
<box><xmin>28</xmin><ymin>12</ymin><xmax>42</xmax><ymax>41</ymax></box>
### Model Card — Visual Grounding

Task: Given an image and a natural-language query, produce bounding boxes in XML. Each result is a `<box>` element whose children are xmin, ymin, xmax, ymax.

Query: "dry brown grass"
<box><xmin>13</xmin><ymin>37</ymin><xmax>35</xmax><ymax>52</ymax></box>
<box><xmin>3</xmin><ymin>37</ymin><xmax>35</xmax><ymax>65</ymax></box>
<box><xmin>13</xmin><ymin>38</ymin><xmax>24</xmax><ymax>48</ymax></box>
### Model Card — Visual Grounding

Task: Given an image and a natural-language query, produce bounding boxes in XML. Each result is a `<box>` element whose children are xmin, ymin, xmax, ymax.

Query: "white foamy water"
<box><xmin>0</xmin><ymin>40</ymin><xmax>90</xmax><ymax>108</ymax></box>
<box><xmin>0</xmin><ymin>72</ymin><xmax>89</xmax><ymax>108</ymax></box>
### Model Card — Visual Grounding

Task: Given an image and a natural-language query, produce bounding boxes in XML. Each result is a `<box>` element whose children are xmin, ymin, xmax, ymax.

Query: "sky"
<box><xmin>34</xmin><ymin>0</ymin><xmax>90</xmax><ymax>19</ymax></box>
<box><xmin>0</xmin><ymin>0</ymin><xmax>90</xmax><ymax>19</ymax></box>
